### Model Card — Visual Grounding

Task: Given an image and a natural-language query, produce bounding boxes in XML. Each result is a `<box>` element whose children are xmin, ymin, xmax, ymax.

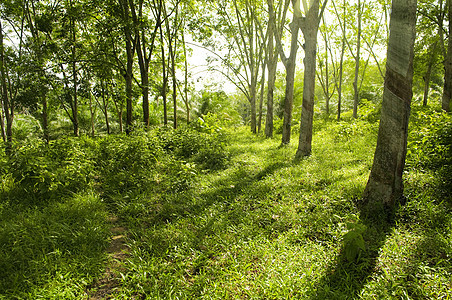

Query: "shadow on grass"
<box><xmin>309</xmin><ymin>204</ymin><xmax>397</xmax><ymax>299</ymax></box>
<box><xmin>0</xmin><ymin>192</ymin><xmax>110</xmax><ymax>297</ymax></box>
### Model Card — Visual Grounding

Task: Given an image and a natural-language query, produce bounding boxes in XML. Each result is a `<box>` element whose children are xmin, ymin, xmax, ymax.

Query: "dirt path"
<box><xmin>87</xmin><ymin>216</ymin><xmax>129</xmax><ymax>299</ymax></box>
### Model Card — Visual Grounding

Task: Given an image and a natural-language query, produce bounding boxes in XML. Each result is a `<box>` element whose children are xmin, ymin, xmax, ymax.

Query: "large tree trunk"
<box><xmin>363</xmin><ymin>0</ymin><xmax>417</xmax><ymax>208</ymax></box>
<box><xmin>442</xmin><ymin>0</ymin><xmax>452</xmax><ymax>112</ymax></box>
<box><xmin>296</xmin><ymin>0</ymin><xmax>322</xmax><ymax>158</ymax></box>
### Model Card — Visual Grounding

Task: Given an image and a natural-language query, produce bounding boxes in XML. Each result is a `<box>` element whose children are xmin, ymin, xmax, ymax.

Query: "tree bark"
<box><xmin>336</xmin><ymin>0</ymin><xmax>346</xmax><ymax>121</ymax></box>
<box><xmin>0</xmin><ymin>95</ymin><xmax>5</xmax><ymax>142</ymax></box>
<box><xmin>281</xmin><ymin>19</ymin><xmax>299</xmax><ymax>145</ymax></box>
<box><xmin>0</xmin><ymin>20</ymin><xmax>13</xmax><ymax>152</ymax></box>
<box><xmin>363</xmin><ymin>0</ymin><xmax>417</xmax><ymax>208</ymax></box>
<box><xmin>265</xmin><ymin>3</ymin><xmax>278</xmax><ymax>138</ymax></box>
<box><xmin>353</xmin><ymin>0</ymin><xmax>362</xmax><ymax>118</ymax></box>
<box><xmin>296</xmin><ymin>0</ymin><xmax>324</xmax><ymax>158</ymax></box>
<box><xmin>119</xmin><ymin>0</ymin><xmax>135</xmax><ymax>134</ymax></box>
<box><xmin>258</xmin><ymin>60</ymin><xmax>266</xmax><ymax>134</ymax></box>
<box><xmin>70</xmin><ymin>0</ymin><xmax>79</xmax><ymax>137</ymax></box>
<box><xmin>423</xmin><ymin>42</ymin><xmax>437</xmax><ymax>106</ymax></box>
<box><xmin>101</xmin><ymin>80</ymin><xmax>111</xmax><ymax>134</ymax></box>
<box><xmin>442</xmin><ymin>0</ymin><xmax>452</xmax><ymax>112</ymax></box>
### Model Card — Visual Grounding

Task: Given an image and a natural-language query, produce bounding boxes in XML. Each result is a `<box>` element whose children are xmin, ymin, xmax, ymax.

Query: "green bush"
<box><xmin>7</xmin><ymin>137</ymin><xmax>96</xmax><ymax>203</ymax></box>
<box><xmin>96</xmin><ymin>133</ymin><xmax>163</xmax><ymax>196</ymax></box>
<box><xmin>157</xmin><ymin>125</ymin><xmax>229</xmax><ymax>170</ymax></box>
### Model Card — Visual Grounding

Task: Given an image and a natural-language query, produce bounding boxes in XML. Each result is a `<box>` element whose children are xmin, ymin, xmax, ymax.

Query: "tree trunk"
<box><xmin>265</xmin><ymin>8</ymin><xmax>278</xmax><ymax>138</ymax></box>
<box><xmin>0</xmin><ymin>97</ymin><xmax>5</xmax><ymax>142</ymax></box>
<box><xmin>125</xmin><ymin>35</ymin><xmax>134</xmax><ymax>134</ymax></box>
<box><xmin>423</xmin><ymin>43</ymin><xmax>437</xmax><ymax>106</ymax></box>
<box><xmin>183</xmin><ymin>30</ymin><xmax>190</xmax><ymax>124</ymax></box>
<box><xmin>363</xmin><ymin>0</ymin><xmax>417</xmax><ymax>208</ymax></box>
<box><xmin>258</xmin><ymin>60</ymin><xmax>266</xmax><ymax>134</ymax></box>
<box><xmin>281</xmin><ymin>19</ymin><xmax>299</xmax><ymax>145</ymax></box>
<box><xmin>120</xmin><ymin>0</ymin><xmax>134</xmax><ymax>134</ymax></box>
<box><xmin>0</xmin><ymin>20</ymin><xmax>13</xmax><ymax>152</ymax></box>
<box><xmin>89</xmin><ymin>84</ymin><xmax>95</xmax><ymax>137</ymax></box>
<box><xmin>160</xmin><ymin>23</ymin><xmax>168</xmax><ymax>126</ymax></box>
<box><xmin>337</xmin><ymin>0</ymin><xmax>346</xmax><ymax>121</ymax></box>
<box><xmin>296</xmin><ymin>0</ymin><xmax>321</xmax><ymax>158</ymax></box>
<box><xmin>250</xmin><ymin>78</ymin><xmax>257</xmax><ymax>134</ymax></box>
<box><xmin>70</xmin><ymin>0</ymin><xmax>79</xmax><ymax>137</ymax></box>
<box><xmin>353</xmin><ymin>0</ymin><xmax>362</xmax><ymax>118</ymax></box>
<box><xmin>101</xmin><ymin>80</ymin><xmax>111</xmax><ymax>134</ymax></box>
<box><xmin>442</xmin><ymin>0</ymin><xmax>452</xmax><ymax>112</ymax></box>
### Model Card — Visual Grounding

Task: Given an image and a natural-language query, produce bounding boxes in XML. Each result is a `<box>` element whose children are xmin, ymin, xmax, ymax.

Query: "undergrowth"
<box><xmin>0</xmin><ymin>106</ymin><xmax>451</xmax><ymax>299</ymax></box>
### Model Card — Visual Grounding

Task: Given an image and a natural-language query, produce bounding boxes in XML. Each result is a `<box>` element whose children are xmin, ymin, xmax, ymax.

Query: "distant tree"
<box><xmin>0</xmin><ymin>20</ymin><xmax>12</xmax><ymax>149</ymax></box>
<box><xmin>265</xmin><ymin>0</ymin><xmax>288</xmax><ymax>138</ymax></box>
<box><xmin>363</xmin><ymin>0</ymin><xmax>417</xmax><ymax>208</ymax></box>
<box><xmin>442</xmin><ymin>0</ymin><xmax>451</xmax><ymax>112</ymax></box>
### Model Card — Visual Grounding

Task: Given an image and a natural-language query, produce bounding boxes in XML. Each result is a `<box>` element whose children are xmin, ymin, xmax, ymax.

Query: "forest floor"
<box><xmin>1</xmin><ymin>107</ymin><xmax>451</xmax><ymax>299</ymax></box>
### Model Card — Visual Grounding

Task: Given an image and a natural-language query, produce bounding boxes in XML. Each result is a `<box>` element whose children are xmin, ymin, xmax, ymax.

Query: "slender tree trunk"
<box><xmin>442</xmin><ymin>0</ymin><xmax>452</xmax><ymax>112</ymax></box>
<box><xmin>120</xmin><ymin>0</ymin><xmax>135</xmax><ymax>134</ymax></box>
<box><xmin>250</xmin><ymin>76</ymin><xmax>258</xmax><ymax>133</ymax></box>
<box><xmin>265</xmin><ymin>9</ymin><xmax>277</xmax><ymax>138</ymax></box>
<box><xmin>160</xmin><ymin>24</ymin><xmax>168</xmax><ymax>126</ymax></box>
<box><xmin>70</xmin><ymin>0</ymin><xmax>79</xmax><ymax>137</ymax></box>
<box><xmin>324</xmin><ymin>31</ymin><xmax>330</xmax><ymax>115</ymax></box>
<box><xmin>0</xmin><ymin>96</ymin><xmax>5</xmax><ymax>142</ymax></box>
<box><xmin>337</xmin><ymin>0</ymin><xmax>346</xmax><ymax>121</ymax></box>
<box><xmin>258</xmin><ymin>60</ymin><xmax>266</xmax><ymax>134</ymax></box>
<box><xmin>25</xmin><ymin>1</ymin><xmax>49</xmax><ymax>143</ymax></box>
<box><xmin>353</xmin><ymin>0</ymin><xmax>362</xmax><ymax>118</ymax></box>
<box><xmin>139</xmin><ymin>48</ymin><xmax>151</xmax><ymax>127</ymax></box>
<box><xmin>183</xmin><ymin>31</ymin><xmax>190</xmax><ymax>124</ymax></box>
<box><xmin>111</xmin><ymin>81</ymin><xmax>123</xmax><ymax>133</ymax></box>
<box><xmin>101</xmin><ymin>80</ymin><xmax>111</xmax><ymax>134</ymax></box>
<box><xmin>363</xmin><ymin>0</ymin><xmax>417</xmax><ymax>208</ymax></box>
<box><xmin>88</xmin><ymin>83</ymin><xmax>95</xmax><ymax>137</ymax></box>
<box><xmin>281</xmin><ymin>19</ymin><xmax>299</xmax><ymax>145</ymax></box>
<box><xmin>0</xmin><ymin>20</ymin><xmax>13</xmax><ymax>152</ymax></box>
<box><xmin>423</xmin><ymin>43</ymin><xmax>437</xmax><ymax>106</ymax></box>
<box><xmin>296</xmin><ymin>0</ymin><xmax>322</xmax><ymax>158</ymax></box>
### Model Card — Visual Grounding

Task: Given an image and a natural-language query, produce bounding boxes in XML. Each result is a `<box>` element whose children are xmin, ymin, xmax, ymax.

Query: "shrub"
<box><xmin>7</xmin><ymin>137</ymin><xmax>96</xmax><ymax>203</ymax></box>
<box><xmin>95</xmin><ymin>133</ymin><xmax>163</xmax><ymax>196</ymax></box>
<box><xmin>157</xmin><ymin>125</ymin><xmax>229</xmax><ymax>170</ymax></box>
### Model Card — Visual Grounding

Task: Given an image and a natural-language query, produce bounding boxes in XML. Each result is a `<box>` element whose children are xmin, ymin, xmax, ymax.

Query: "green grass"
<box><xmin>1</xmin><ymin>107</ymin><xmax>451</xmax><ymax>299</ymax></box>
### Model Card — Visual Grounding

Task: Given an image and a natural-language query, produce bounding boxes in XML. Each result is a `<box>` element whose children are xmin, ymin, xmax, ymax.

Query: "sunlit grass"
<box><xmin>1</xmin><ymin>108</ymin><xmax>451</xmax><ymax>299</ymax></box>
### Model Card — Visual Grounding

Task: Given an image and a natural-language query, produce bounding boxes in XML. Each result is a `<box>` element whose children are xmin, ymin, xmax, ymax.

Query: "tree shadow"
<box><xmin>308</xmin><ymin>203</ymin><xmax>397</xmax><ymax>299</ymax></box>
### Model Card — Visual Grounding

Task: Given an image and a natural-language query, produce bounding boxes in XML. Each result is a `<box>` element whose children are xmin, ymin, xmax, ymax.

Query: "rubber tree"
<box><xmin>213</xmin><ymin>0</ymin><xmax>267</xmax><ymax>134</ymax></box>
<box><xmin>270</xmin><ymin>0</ymin><xmax>298</xmax><ymax>145</ymax></box>
<box><xmin>442</xmin><ymin>0</ymin><xmax>451</xmax><ymax>112</ymax></box>
<box><xmin>130</xmin><ymin>0</ymin><xmax>164</xmax><ymax>128</ymax></box>
<box><xmin>363</xmin><ymin>0</ymin><xmax>417</xmax><ymax>208</ymax></box>
<box><xmin>294</xmin><ymin>0</ymin><xmax>328</xmax><ymax>157</ymax></box>
<box><xmin>0</xmin><ymin>20</ymin><xmax>12</xmax><ymax>151</ymax></box>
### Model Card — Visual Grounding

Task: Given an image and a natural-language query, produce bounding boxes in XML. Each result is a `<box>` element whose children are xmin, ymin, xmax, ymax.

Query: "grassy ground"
<box><xmin>1</xmin><ymin>109</ymin><xmax>451</xmax><ymax>299</ymax></box>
